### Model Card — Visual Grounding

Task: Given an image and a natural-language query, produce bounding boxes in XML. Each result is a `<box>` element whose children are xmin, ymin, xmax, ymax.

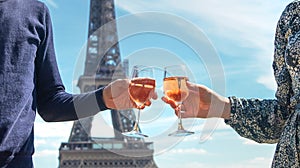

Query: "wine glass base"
<box><xmin>122</xmin><ymin>131</ymin><xmax>148</xmax><ymax>138</ymax></box>
<box><xmin>168</xmin><ymin>129</ymin><xmax>194</xmax><ymax>137</ymax></box>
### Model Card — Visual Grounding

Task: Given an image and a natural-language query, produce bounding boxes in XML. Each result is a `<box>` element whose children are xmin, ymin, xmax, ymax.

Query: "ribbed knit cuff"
<box><xmin>95</xmin><ymin>86</ymin><xmax>110</xmax><ymax>111</ymax></box>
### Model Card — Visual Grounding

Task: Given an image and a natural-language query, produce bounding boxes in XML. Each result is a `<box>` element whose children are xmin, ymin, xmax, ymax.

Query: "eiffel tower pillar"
<box><xmin>58</xmin><ymin>0</ymin><xmax>157</xmax><ymax>167</ymax></box>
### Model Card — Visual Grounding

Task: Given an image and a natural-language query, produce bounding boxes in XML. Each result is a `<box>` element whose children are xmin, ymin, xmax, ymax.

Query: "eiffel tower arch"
<box><xmin>58</xmin><ymin>0</ymin><xmax>157</xmax><ymax>167</ymax></box>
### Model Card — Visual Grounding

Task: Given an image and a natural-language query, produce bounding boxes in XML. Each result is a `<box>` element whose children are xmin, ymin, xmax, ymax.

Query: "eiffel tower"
<box><xmin>58</xmin><ymin>0</ymin><xmax>157</xmax><ymax>167</ymax></box>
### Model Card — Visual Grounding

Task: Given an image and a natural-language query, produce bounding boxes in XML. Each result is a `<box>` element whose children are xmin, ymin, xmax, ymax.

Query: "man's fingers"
<box><xmin>144</xmin><ymin>100</ymin><xmax>152</xmax><ymax>106</ymax></box>
<box><xmin>139</xmin><ymin>104</ymin><xmax>145</xmax><ymax>109</ymax></box>
<box><xmin>150</xmin><ymin>91</ymin><xmax>158</xmax><ymax>100</ymax></box>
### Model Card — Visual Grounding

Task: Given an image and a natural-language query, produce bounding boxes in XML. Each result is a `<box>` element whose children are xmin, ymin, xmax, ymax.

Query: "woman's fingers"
<box><xmin>161</xmin><ymin>96</ymin><xmax>177</xmax><ymax>109</ymax></box>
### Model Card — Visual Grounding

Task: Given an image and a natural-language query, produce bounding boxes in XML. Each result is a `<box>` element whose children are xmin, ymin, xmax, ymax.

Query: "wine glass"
<box><xmin>163</xmin><ymin>65</ymin><xmax>194</xmax><ymax>136</ymax></box>
<box><xmin>122</xmin><ymin>65</ymin><xmax>156</xmax><ymax>138</ymax></box>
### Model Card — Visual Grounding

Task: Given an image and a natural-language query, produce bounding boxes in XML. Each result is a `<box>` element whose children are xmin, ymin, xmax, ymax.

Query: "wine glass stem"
<box><xmin>177</xmin><ymin>104</ymin><xmax>184</xmax><ymax>130</ymax></box>
<box><xmin>133</xmin><ymin>109</ymin><xmax>141</xmax><ymax>132</ymax></box>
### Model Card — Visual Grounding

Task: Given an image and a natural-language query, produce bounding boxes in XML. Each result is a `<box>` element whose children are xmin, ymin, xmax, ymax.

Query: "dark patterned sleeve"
<box><xmin>224</xmin><ymin>2</ymin><xmax>298</xmax><ymax>144</ymax></box>
<box><xmin>225</xmin><ymin>97</ymin><xmax>290</xmax><ymax>143</ymax></box>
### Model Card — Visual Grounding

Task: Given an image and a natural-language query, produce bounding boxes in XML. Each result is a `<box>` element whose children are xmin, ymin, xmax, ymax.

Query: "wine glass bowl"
<box><xmin>163</xmin><ymin>76</ymin><xmax>189</xmax><ymax>105</ymax></box>
<box><xmin>129</xmin><ymin>77</ymin><xmax>156</xmax><ymax>109</ymax></box>
<box><xmin>122</xmin><ymin>65</ymin><xmax>156</xmax><ymax>138</ymax></box>
<box><xmin>163</xmin><ymin>65</ymin><xmax>194</xmax><ymax>136</ymax></box>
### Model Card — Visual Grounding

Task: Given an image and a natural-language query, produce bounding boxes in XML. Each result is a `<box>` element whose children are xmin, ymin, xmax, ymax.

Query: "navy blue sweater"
<box><xmin>0</xmin><ymin>0</ymin><xmax>108</xmax><ymax>167</ymax></box>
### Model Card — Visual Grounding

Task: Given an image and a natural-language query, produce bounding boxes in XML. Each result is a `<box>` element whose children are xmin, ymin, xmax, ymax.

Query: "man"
<box><xmin>0</xmin><ymin>0</ymin><xmax>156</xmax><ymax>167</ymax></box>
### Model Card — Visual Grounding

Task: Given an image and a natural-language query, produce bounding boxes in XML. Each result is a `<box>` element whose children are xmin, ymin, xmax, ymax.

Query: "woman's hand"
<box><xmin>162</xmin><ymin>82</ymin><xmax>231</xmax><ymax>119</ymax></box>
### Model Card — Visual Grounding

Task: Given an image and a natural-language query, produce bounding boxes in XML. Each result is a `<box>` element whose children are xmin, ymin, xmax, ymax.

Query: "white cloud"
<box><xmin>116</xmin><ymin>0</ymin><xmax>284</xmax><ymax>48</ymax></box>
<box><xmin>169</xmin><ymin>148</ymin><xmax>207</xmax><ymax>155</ymax></box>
<box><xmin>156</xmin><ymin>119</ymin><xmax>232</xmax><ymax>143</ymax></box>
<box><xmin>34</xmin><ymin>117</ymin><xmax>73</xmax><ymax>138</ymax></box>
<box><xmin>34</xmin><ymin>149</ymin><xmax>58</xmax><ymax>157</ymax></box>
<box><xmin>33</xmin><ymin>117</ymin><xmax>71</xmax><ymax>166</ymax></box>
<box><xmin>116</xmin><ymin>0</ymin><xmax>289</xmax><ymax>90</ymax></box>
<box><xmin>45</xmin><ymin>0</ymin><xmax>58</xmax><ymax>9</ymax></box>
<box><xmin>182</xmin><ymin>119</ymin><xmax>232</xmax><ymax>143</ymax></box>
<box><xmin>177</xmin><ymin>157</ymin><xmax>272</xmax><ymax>168</ymax></box>
<box><xmin>241</xmin><ymin>138</ymin><xmax>260</xmax><ymax>145</ymax></box>
<box><xmin>257</xmin><ymin>74</ymin><xmax>277</xmax><ymax>91</ymax></box>
<box><xmin>156</xmin><ymin>154</ymin><xmax>273</xmax><ymax>168</ymax></box>
<box><xmin>239</xmin><ymin>136</ymin><xmax>276</xmax><ymax>146</ymax></box>
<box><xmin>250</xmin><ymin>157</ymin><xmax>271</xmax><ymax>163</ymax></box>
<box><xmin>34</xmin><ymin>139</ymin><xmax>47</xmax><ymax>148</ymax></box>
<box><xmin>225</xmin><ymin>157</ymin><xmax>273</xmax><ymax>168</ymax></box>
<box><xmin>182</xmin><ymin>135</ymin><xmax>203</xmax><ymax>142</ymax></box>
<box><xmin>180</xmin><ymin>162</ymin><xmax>206</xmax><ymax>168</ymax></box>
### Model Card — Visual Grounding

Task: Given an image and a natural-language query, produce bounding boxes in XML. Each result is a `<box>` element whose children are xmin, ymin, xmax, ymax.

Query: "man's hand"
<box><xmin>162</xmin><ymin>82</ymin><xmax>231</xmax><ymax>119</ymax></box>
<box><xmin>103</xmin><ymin>79</ymin><xmax>157</xmax><ymax>110</ymax></box>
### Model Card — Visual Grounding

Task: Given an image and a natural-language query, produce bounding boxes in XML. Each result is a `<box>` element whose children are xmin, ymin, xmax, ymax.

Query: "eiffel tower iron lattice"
<box><xmin>58</xmin><ymin>0</ymin><xmax>157</xmax><ymax>167</ymax></box>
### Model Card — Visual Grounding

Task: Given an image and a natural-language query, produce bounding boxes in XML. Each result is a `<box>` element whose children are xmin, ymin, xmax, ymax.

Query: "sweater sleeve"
<box><xmin>35</xmin><ymin>4</ymin><xmax>108</xmax><ymax>122</ymax></box>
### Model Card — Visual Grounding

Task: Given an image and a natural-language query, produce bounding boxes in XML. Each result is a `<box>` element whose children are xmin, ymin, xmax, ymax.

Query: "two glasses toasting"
<box><xmin>122</xmin><ymin>65</ymin><xmax>194</xmax><ymax>138</ymax></box>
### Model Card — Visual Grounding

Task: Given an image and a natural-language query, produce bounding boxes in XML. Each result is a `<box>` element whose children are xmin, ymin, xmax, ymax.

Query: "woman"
<box><xmin>163</xmin><ymin>1</ymin><xmax>300</xmax><ymax>167</ymax></box>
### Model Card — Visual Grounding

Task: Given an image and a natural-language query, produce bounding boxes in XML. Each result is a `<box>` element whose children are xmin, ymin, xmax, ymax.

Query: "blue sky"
<box><xmin>34</xmin><ymin>0</ymin><xmax>292</xmax><ymax>167</ymax></box>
